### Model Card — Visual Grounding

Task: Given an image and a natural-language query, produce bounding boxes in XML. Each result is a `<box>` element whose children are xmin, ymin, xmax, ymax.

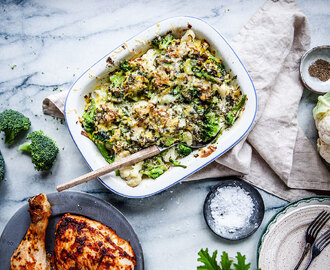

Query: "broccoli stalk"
<box><xmin>170</xmin><ymin>159</ymin><xmax>187</xmax><ymax>168</ymax></box>
<box><xmin>18</xmin><ymin>131</ymin><xmax>59</xmax><ymax>171</ymax></box>
<box><xmin>192</xmin><ymin>67</ymin><xmax>222</xmax><ymax>84</ymax></box>
<box><xmin>94</xmin><ymin>141</ymin><xmax>115</xmax><ymax>164</ymax></box>
<box><xmin>0</xmin><ymin>109</ymin><xmax>31</xmax><ymax>144</ymax></box>
<box><xmin>0</xmin><ymin>150</ymin><xmax>5</xmax><ymax>181</ymax></box>
<box><xmin>226</xmin><ymin>94</ymin><xmax>247</xmax><ymax>125</ymax></box>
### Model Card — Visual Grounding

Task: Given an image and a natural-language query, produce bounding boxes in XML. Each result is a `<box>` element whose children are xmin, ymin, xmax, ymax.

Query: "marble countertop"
<box><xmin>0</xmin><ymin>0</ymin><xmax>328</xmax><ymax>268</ymax></box>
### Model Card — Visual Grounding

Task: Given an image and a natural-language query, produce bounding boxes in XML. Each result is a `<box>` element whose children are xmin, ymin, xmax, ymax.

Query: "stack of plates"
<box><xmin>258</xmin><ymin>196</ymin><xmax>330</xmax><ymax>269</ymax></box>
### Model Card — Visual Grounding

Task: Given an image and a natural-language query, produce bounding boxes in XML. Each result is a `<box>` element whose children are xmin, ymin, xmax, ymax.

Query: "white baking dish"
<box><xmin>65</xmin><ymin>16</ymin><xmax>257</xmax><ymax>198</ymax></box>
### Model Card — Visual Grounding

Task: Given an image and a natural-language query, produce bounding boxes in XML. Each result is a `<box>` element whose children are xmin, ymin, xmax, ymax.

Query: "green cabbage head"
<box><xmin>313</xmin><ymin>92</ymin><xmax>330</xmax><ymax>120</ymax></box>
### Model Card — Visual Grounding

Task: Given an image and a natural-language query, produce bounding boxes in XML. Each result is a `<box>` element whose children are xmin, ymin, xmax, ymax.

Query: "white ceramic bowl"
<box><xmin>65</xmin><ymin>16</ymin><xmax>257</xmax><ymax>198</ymax></box>
<box><xmin>300</xmin><ymin>45</ymin><xmax>330</xmax><ymax>94</ymax></box>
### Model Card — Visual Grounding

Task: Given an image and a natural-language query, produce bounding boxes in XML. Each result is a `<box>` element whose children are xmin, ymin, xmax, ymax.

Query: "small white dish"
<box><xmin>300</xmin><ymin>45</ymin><xmax>330</xmax><ymax>94</ymax></box>
<box><xmin>64</xmin><ymin>16</ymin><xmax>257</xmax><ymax>198</ymax></box>
<box><xmin>258</xmin><ymin>196</ymin><xmax>330</xmax><ymax>270</ymax></box>
<box><xmin>203</xmin><ymin>179</ymin><xmax>264</xmax><ymax>240</ymax></box>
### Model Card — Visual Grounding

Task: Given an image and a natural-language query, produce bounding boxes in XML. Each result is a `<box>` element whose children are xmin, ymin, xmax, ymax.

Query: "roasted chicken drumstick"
<box><xmin>10</xmin><ymin>193</ymin><xmax>52</xmax><ymax>270</ymax></box>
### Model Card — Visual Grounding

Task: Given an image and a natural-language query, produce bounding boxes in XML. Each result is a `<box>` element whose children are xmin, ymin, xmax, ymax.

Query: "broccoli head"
<box><xmin>176</xmin><ymin>144</ymin><xmax>193</xmax><ymax>157</ymax></box>
<box><xmin>140</xmin><ymin>156</ymin><xmax>167</xmax><ymax>179</ymax></box>
<box><xmin>0</xmin><ymin>150</ymin><xmax>5</xmax><ymax>181</ymax></box>
<box><xmin>18</xmin><ymin>131</ymin><xmax>59</xmax><ymax>171</ymax></box>
<box><xmin>226</xmin><ymin>94</ymin><xmax>247</xmax><ymax>125</ymax></box>
<box><xmin>201</xmin><ymin>111</ymin><xmax>221</xmax><ymax>142</ymax></box>
<box><xmin>119</xmin><ymin>60</ymin><xmax>135</xmax><ymax>72</ymax></box>
<box><xmin>82</xmin><ymin>100</ymin><xmax>96</xmax><ymax>133</ymax></box>
<box><xmin>151</xmin><ymin>34</ymin><xmax>174</xmax><ymax>50</ymax></box>
<box><xmin>0</xmin><ymin>109</ymin><xmax>31</xmax><ymax>144</ymax></box>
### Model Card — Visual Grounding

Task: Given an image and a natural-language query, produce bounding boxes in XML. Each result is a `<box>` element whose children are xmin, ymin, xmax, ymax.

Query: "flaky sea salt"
<box><xmin>210</xmin><ymin>185</ymin><xmax>254</xmax><ymax>236</ymax></box>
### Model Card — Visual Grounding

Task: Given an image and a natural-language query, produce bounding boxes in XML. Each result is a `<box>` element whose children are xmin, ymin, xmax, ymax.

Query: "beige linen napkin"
<box><xmin>42</xmin><ymin>0</ymin><xmax>330</xmax><ymax>201</ymax></box>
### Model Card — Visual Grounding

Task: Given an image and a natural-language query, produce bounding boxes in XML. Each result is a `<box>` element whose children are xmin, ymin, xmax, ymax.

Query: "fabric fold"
<box><xmin>42</xmin><ymin>92</ymin><xmax>66</xmax><ymax>119</ymax></box>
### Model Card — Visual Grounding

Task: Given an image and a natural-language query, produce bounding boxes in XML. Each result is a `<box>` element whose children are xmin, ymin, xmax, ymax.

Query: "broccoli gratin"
<box><xmin>81</xmin><ymin>29</ymin><xmax>246</xmax><ymax>187</ymax></box>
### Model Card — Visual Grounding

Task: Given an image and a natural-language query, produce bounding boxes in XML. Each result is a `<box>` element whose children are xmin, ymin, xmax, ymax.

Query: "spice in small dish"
<box><xmin>210</xmin><ymin>185</ymin><xmax>254</xmax><ymax>237</ymax></box>
<box><xmin>308</xmin><ymin>59</ymin><xmax>330</xmax><ymax>82</ymax></box>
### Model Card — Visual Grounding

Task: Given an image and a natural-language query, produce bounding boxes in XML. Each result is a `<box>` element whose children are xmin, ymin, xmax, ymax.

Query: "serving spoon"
<box><xmin>56</xmin><ymin>133</ymin><xmax>220</xmax><ymax>192</ymax></box>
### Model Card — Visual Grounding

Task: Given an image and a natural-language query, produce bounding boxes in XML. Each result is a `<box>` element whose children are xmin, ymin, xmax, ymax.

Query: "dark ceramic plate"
<box><xmin>0</xmin><ymin>191</ymin><xmax>144</xmax><ymax>269</ymax></box>
<box><xmin>203</xmin><ymin>178</ymin><xmax>264</xmax><ymax>240</ymax></box>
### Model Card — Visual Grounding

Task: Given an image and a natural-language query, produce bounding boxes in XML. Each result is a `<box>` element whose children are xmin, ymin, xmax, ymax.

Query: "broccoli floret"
<box><xmin>164</xmin><ymin>135</ymin><xmax>176</xmax><ymax>147</ymax></box>
<box><xmin>92</xmin><ymin>132</ymin><xmax>115</xmax><ymax>163</ymax></box>
<box><xmin>160</xmin><ymin>34</ymin><xmax>174</xmax><ymax>49</ymax></box>
<box><xmin>226</xmin><ymin>94</ymin><xmax>247</xmax><ymax>125</ymax></box>
<box><xmin>151</xmin><ymin>34</ymin><xmax>174</xmax><ymax>50</ymax></box>
<box><xmin>142</xmin><ymin>167</ymin><xmax>165</xmax><ymax>179</ymax></box>
<box><xmin>0</xmin><ymin>109</ymin><xmax>31</xmax><ymax>144</ymax></box>
<box><xmin>182</xmin><ymin>86</ymin><xmax>199</xmax><ymax>102</ymax></box>
<box><xmin>82</xmin><ymin>100</ymin><xmax>96</xmax><ymax>133</ymax></box>
<box><xmin>140</xmin><ymin>156</ymin><xmax>167</xmax><ymax>179</ymax></box>
<box><xmin>202</xmin><ymin>123</ymin><xmax>220</xmax><ymax>142</ymax></box>
<box><xmin>0</xmin><ymin>150</ymin><xmax>5</xmax><ymax>181</ymax></box>
<box><xmin>119</xmin><ymin>60</ymin><xmax>134</xmax><ymax>72</ymax></box>
<box><xmin>18</xmin><ymin>131</ymin><xmax>59</xmax><ymax>171</ymax></box>
<box><xmin>110</xmin><ymin>72</ymin><xmax>125</xmax><ymax>88</ymax></box>
<box><xmin>208</xmin><ymin>55</ymin><xmax>226</xmax><ymax>75</ymax></box>
<box><xmin>202</xmin><ymin>111</ymin><xmax>221</xmax><ymax>142</ymax></box>
<box><xmin>151</xmin><ymin>36</ymin><xmax>161</xmax><ymax>48</ymax></box>
<box><xmin>94</xmin><ymin>141</ymin><xmax>115</xmax><ymax>164</ymax></box>
<box><xmin>176</xmin><ymin>144</ymin><xmax>193</xmax><ymax>157</ymax></box>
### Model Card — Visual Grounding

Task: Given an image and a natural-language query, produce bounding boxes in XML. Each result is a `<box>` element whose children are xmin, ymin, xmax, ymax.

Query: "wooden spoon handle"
<box><xmin>56</xmin><ymin>145</ymin><xmax>160</xmax><ymax>192</ymax></box>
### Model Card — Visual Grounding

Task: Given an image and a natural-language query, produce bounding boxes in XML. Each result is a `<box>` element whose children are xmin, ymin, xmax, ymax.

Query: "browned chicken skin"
<box><xmin>10</xmin><ymin>193</ymin><xmax>52</xmax><ymax>270</ymax></box>
<box><xmin>53</xmin><ymin>214</ymin><xmax>136</xmax><ymax>270</ymax></box>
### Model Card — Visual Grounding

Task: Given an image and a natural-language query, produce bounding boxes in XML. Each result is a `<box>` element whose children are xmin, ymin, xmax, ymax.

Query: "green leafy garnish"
<box><xmin>197</xmin><ymin>249</ymin><xmax>221</xmax><ymax>270</ymax></box>
<box><xmin>220</xmin><ymin>252</ymin><xmax>233</xmax><ymax>270</ymax></box>
<box><xmin>234</xmin><ymin>253</ymin><xmax>251</xmax><ymax>270</ymax></box>
<box><xmin>197</xmin><ymin>249</ymin><xmax>255</xmax><ymax>270</ymax></box>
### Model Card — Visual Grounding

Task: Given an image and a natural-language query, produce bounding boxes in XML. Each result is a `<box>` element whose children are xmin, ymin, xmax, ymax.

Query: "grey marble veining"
<box><xmin>0</xmin><ymin>0</ymin><xmax>329</xmax><ymax>268</ymax></box>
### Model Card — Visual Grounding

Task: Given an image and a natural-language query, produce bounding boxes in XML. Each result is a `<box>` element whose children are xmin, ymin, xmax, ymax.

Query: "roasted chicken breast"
<box><xmin>53</xmin><ymin>214</ymin><xmax>136</xmax><ymax>270</ymax></box>
<box><xmin>10</xmin><ymin>193</ymin><xmax>52</xmax><ymax>270</ymax></box>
